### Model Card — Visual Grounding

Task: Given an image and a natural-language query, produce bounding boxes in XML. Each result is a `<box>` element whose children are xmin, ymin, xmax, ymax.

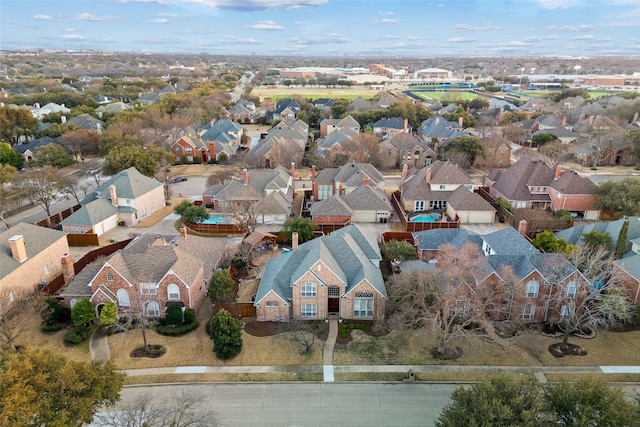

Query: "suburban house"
<box><xmin>319</xmin><ymin>115</ymin><xmax>360</xmax><ymax>138</ymax></box>
<box><xmin>400</xmin><ymin>160</ymin><xmax>493</xmax><ymax>222</ymax></box>
<box><xmin>315</xmin><ymin>127</ymin><xmax>360</xmax><ymax>166</ymax></box>
<box><xmin>221</xmin><ymin>99</ymin><xmax>259</xmax><ymax>123</ymax></box>
<box><xmin>556</xmin><ymin>216</ymin><xmax>640</xmax><ymax>304</ymax></box>
<box><xmin>370</xmin><ymin>117</ymin><xmax>410</xmax><ymax>139</ymax></box>
<box><xmin>0</xmin><ymin>223</ymin><xmax>70</xmax><ymax>302</ymax></box>
<box><xmin>413</xmin><ymin>227</ymin><xmax>587</xmax><ymax>323</ymax></box>
<box><xmin>202</xmin><ymin>166</ymin><xmax>293</xmax><ymax>224</ymax></box>
<box><xmin>485</xmin><ymin>156</ymin><xmax>599</xmax><ymax>219</ymax></box>
<box><xmin>445</xmin><ymin>186</ymin><xmax>496</xmax><ymax>224</ymax></box>
<box><xmin>310</xmin><ymin>183</ymin><xmax>392</xmax><ymax>225</ymax></box>
<box><xmin>61</xmin><ymin>167</ymin><xmax>165</xmax><ymax>235</ymax></box>
<box><xmin>13</xmin><ymin>136</ymin><xmax>59</xmax><ymax>163</ymax></box>
<box><xmin>271</xmin><ymin>98</ymin><xmax>300</xmax><ymax>122</ymax></box>
<box><xmin>67</xmin><ymin>113</ymin><xmax>104</xmax><ymax>133</ymax></box>
<box><xmin>58</xmin><ymin>233</ymin><xmax>220</xmax><ymax>316</ymax></box>
<box><xmin>416</xmin><ymin>116</ymin><xmax>468</xmax><ymax>144</ymax></box>
<box><xmin>379</xmin><ymin>133</ymin><xmax>438</xmax><ymax>169</ymax></box>
<box><xmin>254</xmin><ymin>224</ymin><xmax>386</xmax><ymax>322</ymax></box>
<box><xmin>247</xmin><ymin>120</ymin><xmax>308</xmax><ymax>168</ymax></box>
<box><xmin>311</xmin><ymin>162</ymin><xmax>385</xmax><ymax>202</ymax></box>
<box><xmin>171</xmin><ymin>136</ymin><xmax>234</xmax><ymax>164</ymax></box>
<box><xmin>473</xmin><ymin>134</ymin><xmax>511</xmax><ymax>169</ymax></box>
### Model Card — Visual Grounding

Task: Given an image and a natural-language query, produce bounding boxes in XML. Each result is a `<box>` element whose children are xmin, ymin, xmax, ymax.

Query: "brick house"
<box><xmin>319</xmin><ymin>115</ymin><xmax>360</xmax><ymax>138</ymax></box>
<box><xmin>310</xmin><ymin>183</ymin><xmax>392</xmax><ymax>225</ymax></box>
<box><xmin>311</xmin><ymin>162</ymin><xmax>385</xmax><ymax>202</ymax></box>
<box><xmin>370</xmin><ymin>117</ymin><xmax>410</xmax><ymax>139</ymax></box>
<box><xmin>254</xmin><ymin>224</ymin><xmax>386</xmax><ymax>322</ymax></box>
<box><xmin>379</xmin><ymin>133</ymin><xmax>438</xmax><ymax>169</ymax></box>
<box><xmin>486</xmin><ymin>156</ymin><xmax>600</xmax><ymax>219</ymax></box>
<box><xmin>0</xmin><ymin>223</ymin><xmax>70</xmax><ymax>303</ymax></box>
<box><xmin>58</xmin><ymin>233</ymin><xmax>220</xmax><ymax>316</ymax></box>
<box><xmin>413</xmin><ymin>227</ymin><xmax>587</xmax><ymax>323</ymax></box>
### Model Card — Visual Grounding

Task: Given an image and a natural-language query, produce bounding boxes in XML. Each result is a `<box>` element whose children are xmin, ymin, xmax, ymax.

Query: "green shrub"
<box><xmin>193</xmin><ymin>157</ymin><xmax>202</xmax><ymax>164</ymax></box>
<box><xmin>41</xmin><ymin>323</ymin><xmax>64</xmax><ymax>333</ymax></box>
<box><xmin>64</xmin><ymin>330</ymin><xmax>83</xmax><ymax>345</ymax></box>
<box><xmin>184</xmin><ymin>308</ymin><xmax>196</xmax><ymax>324</ymax></box>
<box><xmin>155</xmin><ymin>321</ymin><xmax>199</xmax><ymax>336</ymax></box>
<box><xmin>165</xmin><ymin>303</ymin><xmax>183</xmax><ymax>325</ymax></box>
<box><xmin>339</xmin><ymin>328</ymin><xmax>348</xmax><ymax>338</ymax></box>
<box><xmin>495</xmin><ymin>198</ymin><xmax>512</xmax><ymax>212</ymax></box>
<box><xmin>554</xmin><ymin>209</ymin><xmax>574</xmax><ymax>220</ymax></box>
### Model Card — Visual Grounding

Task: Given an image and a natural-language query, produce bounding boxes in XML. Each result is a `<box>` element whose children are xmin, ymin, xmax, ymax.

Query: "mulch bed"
<box><xmin>336</xmin><ymin>321</ymin><xmax>388</xmax><ymax>344</ymax></box>
<box><xmin>130</xmin><ymin>344</ymin><xmax>166</xmax><ymax>358</ymax></box>
<box><xmin>549</xmin><ymin>342</ymin><xmax>588</xmax><ymax>358</ymax></box>
<box><xmin>244</xmin><ymin>318</ymin><xmax>281</xmax><ymax>337</ymax></box>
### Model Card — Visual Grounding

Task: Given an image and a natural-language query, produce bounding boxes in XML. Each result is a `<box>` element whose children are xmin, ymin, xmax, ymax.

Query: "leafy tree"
<box><xmin>498</xmin><ymin>111</ymin><xmax>528</xmax><ymax>125</ymax></box>
<box><xmin>594</xmin><ymin>178</ymin><xmax>640</xmax><ymax>218</ymax></box>
<box><xmin>383</xmin><ymin>240</ymin><xmax>417</xmax><ymax>262</ymax></box>
<box><xmin>33</xmin><ymin>143</ymin><xmax>75</xmax><ymax>168</ymax></box>
<box><xmin>444</xmin><ymin>108</ymin><xmax>477</xmax><ymax>128</ymax></box>
<box><xmin>0</xmin><ymin>105</ymin><xmax>39</xmax><ymax>144</ymax></box>
<box><xmin>436</xmin><ymin>376</ymin><xmax>546</xmax><ymax>427</ymax></box>
<box><xmin>615</xmin><ymin>219</ymin><xmax>630</xmax><ymax>259</ymax></box>
<box><xmin>550</xmin><ymin>88</ymin><xmax>590</xmax><ymax>102</ymax></box>
<box><xmin>443</xmin><ymin>135</ymin><xmax>485</xmax><ymax>166</ymax></box>
<box><xmin>41</xmin><ymin>296</ymin><xmax>71</xmax><ymax>326</ymax></box>
<box><xmin>209</xmin><ymin>268</ymin><xmax>236</xmax><ymax>304</ymax></box>
<box><xmin>174</xmin><ymin>199</ymin><xmax>193</xmax><ymax>216</ymax></box>
<box><xmin>181</xmin><ymin>204</ymin><xmax>209</xmax><ymax>224</ymax></box>
<box><xmin>436</xmin><ymin>376</ymin><xmax>640</xmax><ymax>427</ymax></box>
<box><xmin>330</xmin><ymin>98</ymin><xmax>350</xmax><ymax>118</ymax></box>
<box><xmin>543</xmin><ymin>377</ymin><xmax>640</xmax><ymax>427</ymax></box>
<box><xmin>282</xmin><ymin>217</ymin><xmax>316</xmax><ymax>243</ymax></box>
<box><xmin>580</xmin><ymin>230</ymin><xmax>613</xmax><ymax>251</ymax></box>
<box><xmin>208</xmin><ymin>309</ymin><xmax>243</xmax><ymax>359</ymax></box>
<box><xmin>531</xmin><ymin>132</ymin><xmax>558</xmax><ymax>146</ymax></box>
<box><xmin>71</xmin><ymin>297</ymin><xmax>95</xmax><ymax>326</ymax></box>
<box><xmin>0</xmin><ymin>349</ymin><xmax>124</xmax><ymax>427</ymax></box>
<box><xmin>624</xmin><ymin>127</ymin><xmax>640</xmax><ymax>167</ymax></box>
<box><xmin>0</xmin><ymin>142</ymin><xmax>22</xmax><ymax>168</ymax></box>
<box><xmin>531</xmin><ymin>231</ymin><xmax>571</xmax><ymax>253</ymax></box>
<box><xmin>99</xmin><ymin>302</ymin><xmax>117</xmax><ymax>326</ymax></box>
<box><xmin>103</xmin><ymin>142</ymin><xmax>158</xmax><ymax>177</ymax></box>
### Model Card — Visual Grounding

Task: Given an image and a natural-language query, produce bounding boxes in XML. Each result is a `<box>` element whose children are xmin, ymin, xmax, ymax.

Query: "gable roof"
<box><xmin>255</xmin><ymin>224</ymin><xmax>384</xmax><ymax>305</ymax></box>
<box><xmin>491</xmin><ymin>156</ymin><xmax>555</xmax><ymax>201</ymax></box>
<box><xmin>447</xmin><ymin>186</ymin><xmax>496</xmax><ymax>211</ymax></box>
<box><xmin>203</xmin><ymin>166</ymin><xmax>291</xmax><ymax>202</ymax></box>
<box><xmin>371</xmin><ymin>117</ymin><xmax>406</xmax><ymax>130</ymax></box>
<box><xmin>550</xmin><ymin>169</ymin><xmax>594</xmax><ymax>195</ymax></box>
<box><xmin>81</xmin><ymin>167</ymin><xmax>163</xmax><ymax>204</ymax></box>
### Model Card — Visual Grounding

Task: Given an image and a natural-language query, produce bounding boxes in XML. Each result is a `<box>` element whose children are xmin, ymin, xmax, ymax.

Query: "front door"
<box><xmin>328</xmin><ymin>297</ymin><xmax>339</xmax><ymax>314</ymax></box>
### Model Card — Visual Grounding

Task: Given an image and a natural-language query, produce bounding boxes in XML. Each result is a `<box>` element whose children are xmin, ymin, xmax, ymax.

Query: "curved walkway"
<box><xmin>322</xmin><ymin>318</ymin><xmax>339</xmax><ymax>382</ymax></box>
<box><xmin>90</xmin><ymin>326</ymin><xmax>111</xmax><ymax>362</ymax></box>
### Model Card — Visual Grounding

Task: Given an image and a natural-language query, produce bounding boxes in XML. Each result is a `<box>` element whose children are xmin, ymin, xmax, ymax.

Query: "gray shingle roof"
<box><xmin>255</xmin><ymin>224</ymin><xmax>384</xmax><ymax>305</ymax></box>
<box><xmin>0</xmin><ymin>223</ymin><xmax>68</xmax><ymax>281</ymax></box>
<box><xmin>81</xmin><ymin>167</ymin><xmax>163</xmax><ymax>204</ymax></box>
<box><xmin>447</xmin><ymin>186</ymin><xmax>496</xmax><ymax>211</ymax></box>
<box><xmin>60</xmin><ymin>198</ymin><xmax>118</xmax><ymax>226</ymax></box>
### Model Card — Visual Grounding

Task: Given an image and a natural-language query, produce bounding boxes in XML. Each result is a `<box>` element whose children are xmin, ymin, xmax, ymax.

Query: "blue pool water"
<box><xmin>199</xmin><ymin>214</ymin><xmax>231</xmax><ymax>224</ymax></box>
<box><xmin>411</xmin><ymin>213</ymin><xmax>442</xmax><ymax>222</ymax></box>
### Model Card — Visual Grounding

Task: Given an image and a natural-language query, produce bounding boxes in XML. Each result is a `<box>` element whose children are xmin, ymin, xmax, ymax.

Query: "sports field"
<box><xmin>409</xmin><ymin>90</ymin><xmax>478</xmax><ymax>101</ymax></box>
<box><xmin>251</xmin><ymin>86</ymin><xmax>380</xmax><ymax>102</ymax></box>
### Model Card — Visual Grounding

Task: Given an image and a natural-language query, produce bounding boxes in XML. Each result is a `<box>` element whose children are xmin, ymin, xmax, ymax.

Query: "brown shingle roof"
<box><xmin>551</xmin><ymin>170</ymin><xmax>594</xmax><ymax>194</ymax></box>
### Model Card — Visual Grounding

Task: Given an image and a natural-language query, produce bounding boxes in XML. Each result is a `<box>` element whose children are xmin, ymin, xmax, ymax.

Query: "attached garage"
<box><xmin>446</xmin><ymin>186</ymin><xmax>496</xmax><ymax>224</ymax></box>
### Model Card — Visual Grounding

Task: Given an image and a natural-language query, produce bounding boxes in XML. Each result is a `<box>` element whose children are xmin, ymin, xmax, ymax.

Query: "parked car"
<box><xmin>170</xmin><ymin>176</ymin><xmax>188</xmax><ymax>183</ymax></box>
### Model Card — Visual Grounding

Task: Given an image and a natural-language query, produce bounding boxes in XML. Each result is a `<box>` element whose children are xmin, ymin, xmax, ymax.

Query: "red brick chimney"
<box><xmin>243</xmin><ymin>168</ymin><xmax>248</xmax><ymax>185</ymax></box>
<box><xmin>527</xmin><ymin>112</ymin><xmax>532</xmax><ymax>120</ymax></box>
<box><xmin>292</xmin><ymin>232</ymin><xmax>298</xmax><ymax>250</ymax></box>
<box><xmin>555</xmin><ymin>164</ymin><xmax>563</xmax><ymax>180</ymax></box>
<box><xmin>589</xmin><ymin>115</ymin><xmax>595</xmax><ymax>127</ymax></box>
<box><xmin>403</xmin><ymin>118</ymin><xmax>409</xmax><ymax>132</ymax></box>
<box><xmin>180</xmin><ymin>226</ymin><xmax>188</xmax><ymax>239</ymax></box>
<box><xmin>578</xmin><ymin>114</ymin><xmax>584</xmax><ymax>122</ymax></box>
<box><xmin>61</xmin><ymin>253</ymin><xmax>75</xmax><ymax>284</ymax></box>
<box><xmin>562</xmin><ymin>117</ymin><xmax>567</xmax><ymax>127</ymax></box>
<box><xmin>518</xmin><ymin>220</ymin><xmax>528</xmax><ymax>237</ymax></box>
<box><xmin>8</xmin><ymin>235</ymin><xmax>27</xmax><ymax>263</ymax></box>
<box><xmin>109</xmin><ymin>185</ymin><xmax>118</xmax><ymax>207</ymax></box>
<box><xmin>426</xmin><ymin>167</ymin><xmax>432</xmax><ymax>183</ymax></box>
<box><xmin>311</xmin><ymin>164</ymin><xmax>316</xmax><ymax>181</ymax></box>
<box><xmin>208</xmin><ymin>142</ymin><xmax>216</xmax><ymax>162</ymax></box>
<box><xmin>363</xmin><ymin>177</ymin><xmax>370</xmax><ymax>186</ymax></box>
<box><xmin>401</xmin><ymin>163</ymin><xmax>408</xmax><ymax>184</ymax></box>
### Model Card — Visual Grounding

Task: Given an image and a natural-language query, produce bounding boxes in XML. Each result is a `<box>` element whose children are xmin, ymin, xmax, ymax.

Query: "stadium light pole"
<box><xmin>519</xmin><ymin>67</ymin><xmax>525</xmax><ymax>97</ymax></box>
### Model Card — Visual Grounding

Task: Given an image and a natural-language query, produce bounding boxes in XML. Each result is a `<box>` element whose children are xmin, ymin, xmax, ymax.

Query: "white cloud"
<box><xmin>64</xmin><ymin>27</ymin><xmax>75</xmax><ymax>32</ymax></box>
<box><xmin>631</xmin><ymin>37</ymin><xmax>640</xmax><ymax>43</ymax></box>
<box><xmin>375</xmin><ymin>18</ymin><xmax>398</xmax><ymax>24</ymax></box>
<box><xmin>218</xmin><ymin>35</ymin><xmax>261</xmax><ymax>44</ymax></box>
<box><xmin>182</xmin><ymin>0</ymin><xmax>327</xmax><ymax>10</ymax></box>
<box><xmin>543</xmin><ymin>35</ymin><xmax>560</xmax><ymax>39</ymax></box>
<box><xmin>117</xmin><ymin>0</ymin><xmax>175</xmax><ymax>3</ymax></box>
<box><xmin>246</xmin><ymin>20</ymin><xmax>284</xmax><ymax>30</ymax></box>
<box><xmin>523</xmin><ymin>36</ymin><xmax>541</xmax><ymax>42</ymax></box>
<box><xmin>149</xmin><ymin>18</ymin><xmax>169</xmax><ymax>24</ymax></box>
<box><xmin>75</xmin><ymin>13</ymin><xmax>122</xmax><ymax>22</ymax></box>
<box><xmin>545</xmin><ymin>24</ymin><xmax>593</xmax><ymax>32</ymax></box>
<box><xmin>294</xmin><ymin>21</ymin><xmax>310</xmax><ymax>25</ymax></box>
<box><xmin>455</xmin><ymin>23</ymin><xmax>502</xmax><ymax>31</ymax></box>
<box><xmin>289</xmin><ymin>33</ymin><xmax>348</xmax><ymax>44</ymax></box>
<box><xmin>376</xmin><ymin>35</ymin><xmax>402</xmax><ymax>40</ymax></box>
<box><xmin>34</xmin><ymin>14</ymin><xmax>53</xmax><ymax>20</ymax></box>
<box><xmin>571</xmin><ymin>34</ymin><xmax>595</xmax><ymax>40</ymax></box>
<box><xmin>378</xmin><ymin>11</ymin><xmax>394</xmax><ymax>15</ymax></box>
<box><xmin>447</xmin><ymin>37</ymin><xmax>477</xmax><ymax>43</ymax></box>
<box><xmin>533</xmin><ymin>0</ymin><xmax>580</xmax><ymax>9</ymax></box>
<box><xmin>61</xmin><ymin>34</ymin><xmax>85</xmax><ymax>40</ymax></box>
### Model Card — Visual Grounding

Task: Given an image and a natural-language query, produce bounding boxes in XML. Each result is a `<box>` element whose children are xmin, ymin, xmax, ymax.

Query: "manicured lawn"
<box><xmin>252</xmin><ymin>87</ymin><xmax>379</xmax><ymax>102</ymax></box>
<box><xmin>409</xmin><ymin>90</ymin><xmax>479</xmax><ymax>101</ymax></box>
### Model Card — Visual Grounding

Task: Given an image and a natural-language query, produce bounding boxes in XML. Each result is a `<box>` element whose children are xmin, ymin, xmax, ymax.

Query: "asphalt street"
<box><xmin>91</xmin><ymin>383</ymin><xmax>457</xmax><ymax>427</ymax></box>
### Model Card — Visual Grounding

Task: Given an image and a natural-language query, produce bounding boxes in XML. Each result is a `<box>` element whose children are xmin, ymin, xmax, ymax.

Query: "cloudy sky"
<box><xmin>1</xmin><ymin>0</ymin><xmax>638</xmax><ymax>56</ymax></box>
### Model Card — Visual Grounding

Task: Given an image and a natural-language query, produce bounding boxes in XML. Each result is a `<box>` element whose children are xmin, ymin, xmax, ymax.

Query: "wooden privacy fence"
<box><xmin>67</xmin><ymin>233</ymin><xmax>100</xmax><ymax>246</ymax></box>
<box><xmin>33</xmin><ymin>204</ymin><xmax>81</xmax><ymax>227</ymax></box>
<box><xmin>381</xmin><ymin>232</ymin><xmax>414</xmax><ymax>244</ymax></box>
<box><xmin>185</xmin><ymin>222</ymin><xmax>244</xmax><ymax>236</ymax></box>
<box><xmin>213</xmin><ymin>303</ymin><xmax>257</xmax><ymax>318</ymax></box>
<box><xmin>72</xmin><ymin>239</ymin><xmax>133</xmax><ymax>275</ymax></box>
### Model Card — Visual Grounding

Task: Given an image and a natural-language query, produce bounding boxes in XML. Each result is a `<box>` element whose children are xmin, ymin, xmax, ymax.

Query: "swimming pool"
<box><xmin>199</xmin><ymin>214</ymin><xmax>231</xmax><ymax>224</ymax></box>
<box><xmin>411</xmin><ymin>213</ymin><xmax>442</xmax><ymax>222</ymax></box>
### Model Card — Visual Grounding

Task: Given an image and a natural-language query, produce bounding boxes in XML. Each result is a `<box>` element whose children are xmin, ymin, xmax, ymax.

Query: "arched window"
<box><xmin>566</xmin><ymin>281</ymin><xmax>577</xmax><ymax>298</ymax></box>
<box><xmin>167</xmin><ymin>284</ymin><xmax>180</xmax><ymax>301</ymax></box>
<box><xmin>70</xmin><ymin>299</ymin><xmax>78</xmax><ymax>308</ymax></box>
<box><xmin>145</xmin><ymin>301</ymin><xmax>160</xmax><ymax>317</ymax></box>
<box><xmin>117</xmin><ymin>289</ymin><xmax>130</xmax><ymax>307</ymax></box>
<box><xmin>525</xmin><ymin>280</ymin><xmax>539</xmax><ymax>298</ymax></box>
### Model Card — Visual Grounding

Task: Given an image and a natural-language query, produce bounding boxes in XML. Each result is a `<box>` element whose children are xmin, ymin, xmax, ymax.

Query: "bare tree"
<box><xmin>0</xmin><ymin>288</ymin><xmax>44</xmax><ymax>352</ymax></box>
<box><xmin>588</xmin><ymin>128</ymin><xmax>619</xmax><ymax>168</ymax></box>
<box><xmin>13</xmin><ymin>166</ymin><xmax>67</xmax><ymax>224</ymax></box>
<box><xmin>206</xmin><ymin>169</ymin><xmax>235</xmax><ymax>187</ymax></box>
<box><xmin>538</xmin><ymin>141</ymin><xmax>572</xmax><ymax>169</ymax></box>
<box><xmin>501</xmin><ymin>124</ymin><xmax>526</xmax><ymax>144</ymax></box>
<box><xmin>59</xmin><ymin>129</ymin><xmax>100</xmax><ymax>163</ymax></box>
<box><xmin>547</xmin><ymin>245</ymin><xmax>631</xmax><ymax>352</ymax></box>
<box><xmin>279</xmin><ymin>320</ymin><xmax>317</xmax><ymax>354</ymax></box>
<box><xmin>92</xmin><ymin>390</ymin><xmax>221</xmax><ymax>427</ymax></box>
